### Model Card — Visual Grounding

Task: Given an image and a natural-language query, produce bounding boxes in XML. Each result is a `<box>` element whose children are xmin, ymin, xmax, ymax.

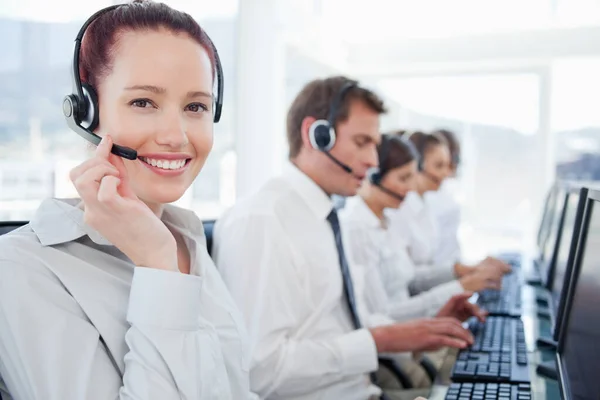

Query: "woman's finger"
<box><xmin>96</xmin><ymin>135</ymin><xmax>113</xmax><ymax>160</ymax></box>
<box><xmin>97</xmin><ymin>175</ymin><xmax>127</xmax><ymax>209</ymax></box>
<box><xmin>70</xmin><ymin>156</ymin><xmax>118</xmax><ymax>184</ymax></box>
<box><xmin>73</xmin><ymin>164</ymin><xmax>120</xmax><ymax>206</ymax></box>
<box><xmin>108</xmin><ymin>153</ymin><xmax>137</xmax><ymax>199</ymax></box>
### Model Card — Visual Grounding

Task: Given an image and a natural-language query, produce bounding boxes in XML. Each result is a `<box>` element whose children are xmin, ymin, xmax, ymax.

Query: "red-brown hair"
<box><xmin>79</xmin><ymin>0</ymin><xmax>216</xmax><ymax>88</ymax></box>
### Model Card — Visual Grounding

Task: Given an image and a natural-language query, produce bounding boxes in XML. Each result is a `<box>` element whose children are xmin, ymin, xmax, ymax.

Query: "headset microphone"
<box><xmin>421</xmin><ymin>170</ymin><xmax>443</xmax><ymax>186</ymax></box>
<box><xmin>367</xmin><ymin>167</ymin><xmax>406</xmax><ymax>202</ymax></box>
<box><xmin>322</xmin><ymin>150</ymin><xmax>353</xmax><ymax>174</ymax></box>
<box><xmin>375</xmin><ymin>183</ymin><xmax>405</xmax><ymax>201</ymax></box>
<box><xmin>63</xmin><ymin>95</ymin><xmax>138</xmax><ymax>159</ymax></box>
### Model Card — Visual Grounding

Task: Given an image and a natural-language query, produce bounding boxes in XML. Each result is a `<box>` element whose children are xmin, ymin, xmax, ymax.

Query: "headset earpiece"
<box><xmin>309</xmin><ymin>119</ymin><xmax>336</xmax><ymax>151</ymax></box>
<box><xmin>80</xmin><ymin>83</ymin><xmax>100</xmax><ymax>131</ymax></box>
<box><xmin>452</xmin><ymin>153</ymin><xmax>460</xmax><ymax>167</ymax></box>
<box><xmin>368</xmin><ymin>167</ymin><xmax>382</xmax><ymax>186</ymax></box>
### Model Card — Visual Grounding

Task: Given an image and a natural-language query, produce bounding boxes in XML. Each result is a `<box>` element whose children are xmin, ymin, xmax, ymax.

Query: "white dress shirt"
<box><xmin>340</xmin><ymin>196</ymin><xmax>464</xmax><ymax>322</ymax></box>
<box><xmin>212</xmin><ymin>164</ymin><xmax>381</xmax><ymax>400</ymax></box>
<box><xmin>385</xmin><ymin>191</ymin><xmax>456</xmax><ymax>293</ymax></box>
<box><xmin>424</xmin><ymin>181</ymin><xmax>462</xmax><ymax>267</ymax></box>
<box><xmin>0</xmin><ymin>198</ymin><xmax>256</xmax><ymax>400</ymax></box>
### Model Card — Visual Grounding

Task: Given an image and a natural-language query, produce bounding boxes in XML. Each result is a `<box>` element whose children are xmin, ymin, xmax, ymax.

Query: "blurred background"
<box><xmin>1</xmin><ymin>0</ymin><xmax>600</xmax><ymax>260</ymax></box>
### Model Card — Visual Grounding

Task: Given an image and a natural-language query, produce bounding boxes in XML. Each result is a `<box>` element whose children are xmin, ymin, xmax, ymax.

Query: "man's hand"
<box><xmin>436</xmin><ymin>292</ymin><xmax>487</xmax><ymax>323</ymax></box>
<box><xmin>370</xmin><ymin>317</ymin><xmax>474</xmax><ymax>354</ymax></box>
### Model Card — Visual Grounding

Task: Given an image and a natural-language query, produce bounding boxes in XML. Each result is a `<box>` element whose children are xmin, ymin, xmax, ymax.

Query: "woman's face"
<box><xmin>95</xmin><ymin>28</ymin><xmax>214</xmax><ymax>207</ymax></box>
<box><xmin>378</xmin><ymin>160</ymin><xmax>418</xmax><ymax>209</ymax></box>
<box><xmin>421</xmin><ymin>144</ymin><xmax>451</xmax><ymax>191</ymax></box>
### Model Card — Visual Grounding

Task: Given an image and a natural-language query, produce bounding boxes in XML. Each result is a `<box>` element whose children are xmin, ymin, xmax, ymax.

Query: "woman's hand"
<box><xmin>70</xmin><ymin>135</ymin><xmax>178</xmax><ymax>272</ymax></box>
<box><xmin>436</xmin><ymin>292</ymin><xmax>487</xmax><ymax>323</ymax></box>
<box><xmin>459</xmin><ymin>266</ymin><xmax>503</xmax><ymax>292</ymax></box>
<box><xmin>480</xmin><ymin>256</ymin><xmax>512</xmax><ymax>274</ymax></box>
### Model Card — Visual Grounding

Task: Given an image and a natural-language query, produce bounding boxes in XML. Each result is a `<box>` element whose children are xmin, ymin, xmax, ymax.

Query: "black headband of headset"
<box><xmin>327</xmin><ymin>81</ymin><xmax>358</xmax><ymax>128</ymax></box>
<box><xmin>71</xmin><ymin>3</ymin><xmax>224</xmax><ymax>123</ymax></box>
<box><xmin>377</xmin><ymin>134</ymin><xmax>392</xmax><ymax>175</ymax></box>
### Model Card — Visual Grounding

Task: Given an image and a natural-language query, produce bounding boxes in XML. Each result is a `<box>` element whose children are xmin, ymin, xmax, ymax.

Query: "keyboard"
<box><xmin>450</xmin><ymin>317</ymin><xmax>529</xmax><ymax>383</ymax></box>
<box><xmin>444</xmin><ymin>382</ymin><xmax>532</xmax><ymax>400</ymax></box>
<box><xmin>496</xmin><ymin>252</ymin><xmax>522</xmax><ymax>268</ymax></box>
<box><xmin>479</xmin><ymin>272</ymin><xmax>519</xmax><ymax>302</ymax></box>
<box><xmin>478</xmin><ymin>276</ymin><xmax>522</xmax><ymax>317</ymax></box>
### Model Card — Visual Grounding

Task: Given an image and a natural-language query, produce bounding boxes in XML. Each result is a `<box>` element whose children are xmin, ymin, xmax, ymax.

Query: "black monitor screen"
<box><xmin>538</xmin><ymin>186</ymin><xmax>559</xmax><ymax>250</ymax></box>
<box><xmin>542</xmin><ymin>189</ymin><xmax>566</xmax><ymax>267</ymax></box>
<box><xmin>551</xmin><ymin>191</ymin><xmax>580</xmax><ymax>305</ymax></box>
<box><xmin>561</xmin><ymin>200</ymin><xmax>600</xmax><ymax>400</ymax></box>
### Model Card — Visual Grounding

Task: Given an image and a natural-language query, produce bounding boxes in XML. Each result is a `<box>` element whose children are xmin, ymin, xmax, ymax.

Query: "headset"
<box><xmin>403</xmin><ymin>130</ymin><xmax>444</xmax><ymax>185</ymax></box>
<box><xmin>308</xmin><ymin>81</ymin><xmax>358</xmax><ymax>174</ymax></box>
<box><xmin>62</xmin><ymin>4</ymin><xmax>224</xmax><ymax>160</ymax></box>
<box><xmin>367</xmin><ymin>134</ymin><xmax>415</xmax><ymax>202</ymax></box>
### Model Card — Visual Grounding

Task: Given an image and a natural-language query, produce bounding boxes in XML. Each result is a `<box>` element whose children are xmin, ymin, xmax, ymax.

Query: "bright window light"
<box><xmin>378</xmin><ymin>74</ymin><xmax>540</xmax><ymax>135</ymax></box>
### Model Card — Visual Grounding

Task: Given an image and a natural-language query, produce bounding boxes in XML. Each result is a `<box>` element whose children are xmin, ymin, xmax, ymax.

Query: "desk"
<box><xmin>427</xmin><ymin>285</ymin><xmax>562</xmax><ymax>400</ymax></box>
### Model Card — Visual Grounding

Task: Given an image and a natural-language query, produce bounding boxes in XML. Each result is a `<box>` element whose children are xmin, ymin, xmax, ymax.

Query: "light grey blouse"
<box><xmin>0</xmin><ymin>198</ymin><xmax>257</xmax><ymax>400</ymax></box>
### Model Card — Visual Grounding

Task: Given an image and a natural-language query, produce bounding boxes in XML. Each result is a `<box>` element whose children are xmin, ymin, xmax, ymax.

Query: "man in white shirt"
<box><xmin>212</xmin><ymin>76</ymin><xmax>476</xmax><ymax>400</ymax></box>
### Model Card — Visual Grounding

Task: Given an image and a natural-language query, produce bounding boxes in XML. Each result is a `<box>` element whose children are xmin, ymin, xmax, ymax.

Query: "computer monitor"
<box><xmin>537</xmin><ymin>183</ymin><xmax>559</xmax><ymax>251</ymax></box>
<box><xmin>538</xmin><ymin>185</ymin><xmax>567</xmax><ymax>279</ymax></box>
<box><xmin>556</xmin><ymin>189</ymin><xmax>600</xmax><ymax>400</ymax></box>
<box><xmin>548</xmin><ymin>187</ymin><xmax>588</xmax><ymax>339</ymax></box>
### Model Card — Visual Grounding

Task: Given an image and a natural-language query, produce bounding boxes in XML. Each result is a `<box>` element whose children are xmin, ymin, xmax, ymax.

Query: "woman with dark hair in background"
<box><xmin>427</xmin><ymin>128</ymin><xmax>463</xmax><ymax>267</ymax></box>
<box><xmin>385</xmin><ymin>131</ymin><xmax>509</xmax><ymax>294</ymax></box>
<box><xmin>0</xmin><ymin>2</ymin><xmax>255</xmax><ymax>399</ymax></box>
<box><xmin>341</xmin><ymin>133</ymin><xmax>497</xmax><ymax>320</ymax></box>
<box><xmin>340</xmin><ymin>133</ymin><xmax>491</xmax><ymax>388</ymax></box>
<box><xmin>427</xmin><ymin>129</ymin><xmax>510</xmax><ymax>278</ymax></box>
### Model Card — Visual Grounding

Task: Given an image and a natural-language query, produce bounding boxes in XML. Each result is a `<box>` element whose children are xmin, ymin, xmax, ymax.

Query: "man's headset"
<box><xmin>367</xmin><ymin>135</ymin><xmax>414</xmax><ymax>202</ymax></box>
<box><xmin>62</xmin><ymin>4</ymin><xmax>224</xmax><ymax>161</ymax></box>
<box><xmin>308</xmin><ymin>81</ymin><xmax>358</xmax><ymax>174</ymax></box>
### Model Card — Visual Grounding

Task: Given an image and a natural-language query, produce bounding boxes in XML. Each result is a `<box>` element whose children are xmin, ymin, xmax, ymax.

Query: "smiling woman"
<box><xmin>0</xmin><ymin>1</ymin><xmax>256</xmax><ymax>400</ymax></box>
<box><xmin>77</xmin><ymin>4</ymin><xmax>218</xmax><ymax>209</ymax></box>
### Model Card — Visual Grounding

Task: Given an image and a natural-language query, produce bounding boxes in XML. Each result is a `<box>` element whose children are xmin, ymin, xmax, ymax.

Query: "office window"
<box><xmin>376</xmin><ymin>73</ymin><xmax>542</xmax><ymax>260</ymax></box>
<box><xmin>0</xmin><ymin>1</ymin><xmax>238</xmax><ymax>221</ymax></box>
<box><xmin>551</xmin><ymin>57</ymin><xmax>600</xmax><ymax>181</ymax></box>
<box><xmin>312</xmin><ymin>0</ymin><xmax>600</xmax><ymax>43</ymax></box>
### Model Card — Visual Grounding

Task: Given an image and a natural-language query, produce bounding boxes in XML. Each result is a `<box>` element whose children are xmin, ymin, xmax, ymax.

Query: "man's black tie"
<box><xmin>327</xmin><ymin>209</ymin><xmax>362</xmax><ymax>330</ymax></box>
<box><xmin>327</xmin><ymin>209</ymin><xmax>392</xmax><ymax>400</ymax></box>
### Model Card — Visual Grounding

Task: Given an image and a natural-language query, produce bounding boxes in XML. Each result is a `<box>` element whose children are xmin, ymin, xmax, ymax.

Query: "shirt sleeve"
<box><xmin>427</xmin><ymin>191</ymin><xmax>463</xmax><ymax>266</ymax></box>
<box><xmin>0</xmin><ymin>259</ymin><xmax>228</xmax><ymax>400</ymax></box>
<box><xmin>389</xmin><ymin>280</ymin><xmax>465</xmax><ymax>320</ymax></box>
<box><xmin>343</xmin><ymin>224</ymin><xmax>463</xmax><ymax>322</ymax></box>
<box><xmin>409</xmin><ymin>261</ymin><xmax>457</xmax><ymax>294</ymax></box>
<box><xmin>212</xmin><ymin>214</ymin><xmax>378</xmax><ymax>399</ymax></box>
